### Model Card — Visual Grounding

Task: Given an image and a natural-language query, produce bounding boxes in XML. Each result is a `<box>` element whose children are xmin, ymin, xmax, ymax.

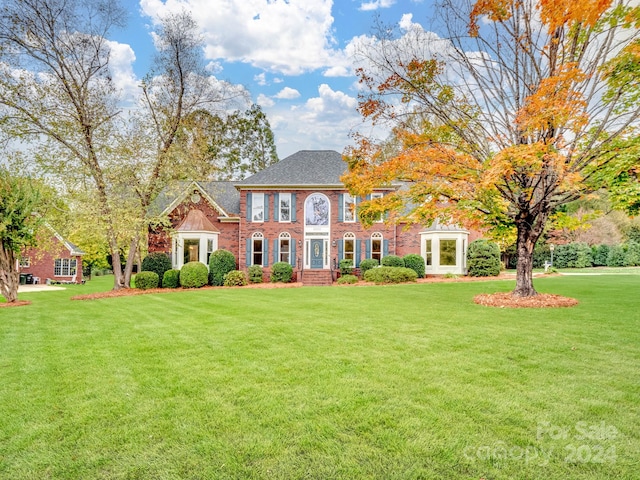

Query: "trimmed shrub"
<box><xmin>467</xmin><ymin>239</ymin><xmax>501</xmax><ymax>277</ymax></box>
<box><xmin>403</xmin><ymin>254</ymin><xmax>425</xmax><ymax>278</ymax></box>
<box><xmin>271</xmin><ymin>262</ymin><xmax>293</xmax><ymax>283</ymax></box>
<box><xmin>381</xmin><ymin>255</ymin><xmax>404</xmax><ymax>268</ymax></box>
<box><xmin>224</xmin><ymin>270</ymin><xmax>248</xmax><ymax>287</ymax></box>
<box><xmin>134</xmin><ymin>271</ymin><xmax>159</xmax><ymax>290</ymax></box>
<box><xmin>337</xmin><ymin>274</ymin><xmax>358</xmax><ymax>284</ymax></box>
<box><xmin>209</xmin><ymin>249</ymin><xmax>236</xmax><ymax>286</ymax></box>
<box><xmin>553</xmin><ymin>242</ymin><xmax>593</xmax><ymax>268</ymax></box>
<box><xmin>592</xmin><ymin>244</ymin><xmax>610</xmax><ymax>267</ymax></box>
<box><xmin>359</xmin><ymin>258</ymin><xmax>379</xmax><ymax>276</ymax></box>
<box><xmin>607</xmin><ymin>245</ymin><xmax>626</xmax><ymax>267</ymax></box>
<box><xmin>532</xmin><ymin>243</ymin><xmax>551</xmax><ymax>268</ymax></box>
<box><xmin>180</xmin><ymin>261</ymin><xmax>209</xmax><ymax>288</ymax></box>
<box><xmin>339</xmin><ymin>258</ymin><xmax>354</xmax><ymax>275</ymax></box>
<box><xmin>364</xmin><ymin>266</ymin><xmax>418</xmax><ymax>284</ymax></box>
<box><xmin>162</xmin><ymin>269</ymin><xmax>180</xmax><ymax>289</ymax></box>
<box><xmin>625</xmin><ymin>241</ymin><xmax>640</xmax><ymax>266</ymax></box>
<box><xmin>141</xmin><ymin>252</ymin><xmax>172</xmax><ymax>287</ymax></box>
<box><xmin>248</xmin><ymin>265</ymin><xmax>264</xmax><ymax>283</ymax></box>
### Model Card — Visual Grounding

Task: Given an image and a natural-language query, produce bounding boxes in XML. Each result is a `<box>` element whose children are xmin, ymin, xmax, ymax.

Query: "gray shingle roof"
<box><xmin>236</xmin><ymin>150</ymin><xmax>347</xmax><ymax>187</ymax></box>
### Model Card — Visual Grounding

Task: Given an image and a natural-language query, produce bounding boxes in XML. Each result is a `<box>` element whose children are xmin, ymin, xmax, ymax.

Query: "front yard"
<box><xmin>1</xmin><ymin>275</ymin><xmax>638</xmax><ymax>479</ymax></box>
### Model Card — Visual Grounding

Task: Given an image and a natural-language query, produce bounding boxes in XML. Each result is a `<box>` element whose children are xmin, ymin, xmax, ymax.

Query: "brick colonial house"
<box><xmin>19</xmin><ymin>227</ymin><xmax>85</xmax><ymax>284</ymax></box>
<box><xmin>149</xmin><ymin>150</ymin><xmax>477</xmax><ymax>284</ymax></box>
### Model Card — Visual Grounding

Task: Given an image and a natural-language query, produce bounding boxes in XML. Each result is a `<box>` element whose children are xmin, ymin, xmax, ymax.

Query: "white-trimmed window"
<box><xmin>172</xmin><ymin>234</ymin><xmax>219</xmax><ymax>269</ymax></box>
<box><xmin>279</xmin><ymin>193</ymin><xmax>291</xmax><ymax>222</ymax></box>
<box><xmin>371</xmin><ymin>193</ymin><xmax>383</xmax><ymax>223</ymax></box>
<box><xmin>343</xmin><ymin>232</ymin><xmax>355</xmax><ymax>261</ymax></box>
<box><xmin>279</xmin><ymin>232</ymin><xmax>291</xmax><ymax>263</ymax></box>
<box><xmin>207</xmin><ymin>238</ymin><xmax>215</xmax><ymax>265</ymax></box>
<box><xmin>440</xmin><ymin>239</ymin><xmax>457</xmax><ymax>266</ymax></box>
<box><xmin>252</xmin><ymin>232</ymin><xmax>264</xmax><ymax>266</ymax></box>
<box><xmin>54</xmin><ymin>258</ymin><xmax>77</xmax><ymax>277</ymax></box>
<box><xmin>343</xmin><ymin>193</ymin><xmax>356</xmax><ymax>222</ymax></box>
<box><xmin>252</xmin><ymin>193</ymin><xmax>264</xmax><ymax>222</ymax></box>
<box><xmin>371</xmin><ymin>232</ymin><xmax>383</xmax><ymax>261</ymax></box>
<box><xmin>19</xmin><ymin>257</ymin><xmax>31</xmax><ymax>268</ymax></box>
<box><xmin>425</xmin><ymin>239</ymin><xmax>433</xmax><ymax>266</ymax></box>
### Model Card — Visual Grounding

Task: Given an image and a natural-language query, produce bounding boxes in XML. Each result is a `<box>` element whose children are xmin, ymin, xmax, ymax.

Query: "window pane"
<box><xmin>372</xmin><ymin>239</ymin><xmax>382</xmax><ymax>261</ymax></box>
<box><xmin>253</xmin><ymin>239</ymin><xmax>263</xmax><ymax>265</ymax></box>
<box><xmin>280</xmin><ymin>238</ymin><xmax>290</xmax><ymax>263</ymax></box>
<box><xmin>425</xmin><ymin>239</ymin><xmax>432</xmax><ymax>266</ymax></box>
<box><xmin>440</xmin><ymin>240</ymin><xmax>457</xmax><ymax>266</ymax></box>
<box><xmin>280</xmin><ymin>194</ymin><xmax>291</xmax><ymax>222</ymax></box>
<box><xmin>305</xmin><ymin>194</ymin><xmax>329</xmax><ymax>226</ymax></box>
<box><xmin>184</xmin><ymin>239</ymin><xmax>199</xmax><ymax>264</ymax></box>
<box><xmin>344</xmin><ymin>194</ymin><xmax>355</xmax><ymax>222</ymax></box>
<box><xmin>344</xmin><ymin>239</ymin><xmax>354</xmax><ymax>260</ymax></box>
<box><xmin>252</xmin><ymin>193</ymin><xmax>264</xmax><ymax>222</ymax></box>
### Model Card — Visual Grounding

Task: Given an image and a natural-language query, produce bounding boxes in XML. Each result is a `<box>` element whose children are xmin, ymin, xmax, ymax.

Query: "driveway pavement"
<box><xmin>18</xmin><ymin>285</ymin><xmax>67</xmax><ymax>293</ymax></box>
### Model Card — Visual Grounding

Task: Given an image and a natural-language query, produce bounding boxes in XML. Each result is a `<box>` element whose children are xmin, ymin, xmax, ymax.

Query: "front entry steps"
<box><xmin>299</xmin><ymin>270</ymin><xmax>333</xmax><ymax>286</ymax></box>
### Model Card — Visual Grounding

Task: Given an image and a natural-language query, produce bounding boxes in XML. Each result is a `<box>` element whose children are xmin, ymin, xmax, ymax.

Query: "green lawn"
<box><xmin>1</xmin><ymin>275</ymin><xmax>638</xmax><ymax>479</ymax></box>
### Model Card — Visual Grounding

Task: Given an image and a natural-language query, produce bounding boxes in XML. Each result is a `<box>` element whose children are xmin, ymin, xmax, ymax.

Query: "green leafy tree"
<box><xmin>0</xmin><ymin>3</ymin><xmax>244</xmax><ymax>291</ymax></box>
<box><xmin>176</xmin><ymin>104</ymin><xmax>278</xmax><ymax>181</ymax></box>
<box><xmin>0</xmin><ymin>169</ymin><xmax>42</xmax><ymax>302</ymax></box>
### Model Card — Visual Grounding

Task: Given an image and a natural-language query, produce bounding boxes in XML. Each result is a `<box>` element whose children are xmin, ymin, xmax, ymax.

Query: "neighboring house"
<box><xmin>149</xmin><ymin>150</ymin><xmax>478</xmax><ymax>284</ymax></box>
<box><xmin>19</xmin><ymin>228</ymin><xmax>85</xmax><ymax>284</ymax></box>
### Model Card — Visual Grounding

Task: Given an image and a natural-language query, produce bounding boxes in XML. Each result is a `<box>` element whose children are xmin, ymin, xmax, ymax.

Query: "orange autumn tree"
<box><xmin>343</xmin><ymin>0</ymin><xmax>640</xmax><ymax>297</ymax></box>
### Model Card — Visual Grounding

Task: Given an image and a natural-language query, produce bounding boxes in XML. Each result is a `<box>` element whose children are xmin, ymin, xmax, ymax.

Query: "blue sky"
<box><xmin>106</xmin><ymin>0</ymin><xmax>433</xmax><ymax>158</ymax></box>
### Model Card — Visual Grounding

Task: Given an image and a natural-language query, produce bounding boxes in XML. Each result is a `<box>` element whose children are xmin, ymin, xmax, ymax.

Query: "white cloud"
<box><xmin>274</xmin><ymin>87</ymin><xmax>301</xmax><ymax>100</ymax></box>
<box><xmin>254</xmin><ymin>72</ymin><xmax>267</xmax><ymax>86</ymax></box>
<box><xmin>323</xmin><ymin>65</ymin><xmax>351</xmax><ymax>77</ymax></box>
<box><xmin>262</xmin><ymin>84</ymin><xmax>361</xmax><ymax>158</ymax></box>
<box><xmin>140</xmin><ymin>0</ymin><xmax>351</xmax><ymax>76</ymax></box>
<box><xmin>360</xmin><ymin>0</ymin><xmax>396</xmax><ymax>11</ymax></box>
<box><xmin>105</xmin><ymin>41</ymin><xmax>138</xmax><ymax>102</ymax></box>
<box><xmin>257</xmin><ymin>93</ymin><xmax>275</xmax><ymax>108</ymax></box>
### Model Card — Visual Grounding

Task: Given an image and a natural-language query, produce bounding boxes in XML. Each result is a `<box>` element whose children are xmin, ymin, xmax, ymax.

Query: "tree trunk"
<box><xmin>513</xmin><ymin>231</ymin><xmax>537</xmax><ymax>297</ymax></box>
<box><xmin>0</xmin><ymin>247</ymin><xmax>19</xmax><ymax>303</ymax></box>
<box><xmin>512</xmin><ymin>209</ymin><xmax>549</xmax><ymax>298</ymax></box>
<box><xmin>123</xmin><ymin>233</ymin><xmax>140</xmax><ymax>288</ymax></box>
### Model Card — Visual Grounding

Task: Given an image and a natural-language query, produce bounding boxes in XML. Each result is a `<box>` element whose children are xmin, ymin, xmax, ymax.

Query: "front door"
<box><xmin>310</xmin><ymin>239</ymin><xmax>324</xmax><ymax>269</ymax></box>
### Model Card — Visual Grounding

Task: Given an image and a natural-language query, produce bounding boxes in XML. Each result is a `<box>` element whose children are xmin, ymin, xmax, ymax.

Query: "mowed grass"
<box><xmin>1</xmin><ymin>275</ymin><xmax>639</xmax><ymax>479</ymax></box>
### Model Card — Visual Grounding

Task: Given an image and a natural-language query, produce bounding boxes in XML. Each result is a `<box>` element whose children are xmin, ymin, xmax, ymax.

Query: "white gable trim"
<box><xmin>161</xmin><ymin>181</ymin><xmax>230</xmax><ymax>218</ymax></box>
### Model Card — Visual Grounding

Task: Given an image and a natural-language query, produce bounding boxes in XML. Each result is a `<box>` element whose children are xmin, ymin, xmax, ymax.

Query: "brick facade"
<box><xmin>149</xmin><ymin>151</ymin><xmax>480</xmax><ymax>280</ymax></box>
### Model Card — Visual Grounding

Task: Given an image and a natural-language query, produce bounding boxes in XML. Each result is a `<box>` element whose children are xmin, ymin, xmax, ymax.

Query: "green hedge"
<box><xmin>224</xmin><ymin>270</ymin><xmax>248</xmax><ymax>287</ymax></box>
<box><xmin>381</xmin><ymin>255</ymin><xmax>404</xmax><ymax>268</ymax></box>
<box><xmin>552</xmin><ymin>242</ymin><xmax>593</xmax><ymax>268</ymax></box>
<box><xmin>209</xmin><ymin>249</ymin><xmax>236</xmax><ymax>286</ymax></box>
<box><xmin>359</xmin><ymin>258</ymin><xmax>379</xmax><ymax>276</ymax></box>
<box><xmin>339</xmin><ymin>259</ymin><xmax>354</xmax><ymax>275</ymax></box>
<box><xmin>271</xmin><ymin>262</ymin><xmax>293</xmax><ymax>283</ymax></box>
<box><xmin>248</xmin><ymin>265</ymin><xmax>263</xmax><ymax>283</ymax></box>
<box><xmin>162</xmin><ymin>269</ymin><xmax>180</xmax><ymax>289</ymax></box>
<box><xmin>467</xmin><ymin>239</ymin><xmax>501</xmax><ymax>277</ymax></box>
<box><xmin>364</xmin><ymin>266</ymin><xmax>418</xmax><ymax>284</ymax></box>
<box><xmin>337</xmin><ymin>274</ymin><xmax>358</xmax><ymax>284</ymax></box>
<box><xmin>403</xmin><ymin>254</ymin><xmax>425</xmax><ymax>278</ymax></box>
<box><xmin>180</xmin><ymin>262</ymin><xmax>209</xmax><ymax>288</ymax></box>
<box><xmin>134</xmin><ymin>271</ymin><xmax>159</xmax><ymax>290</ymax></box>
<box><xmin>141</xmin><ymin>252</ymin><xmax>172</xmax><ymax>287</ymax></box>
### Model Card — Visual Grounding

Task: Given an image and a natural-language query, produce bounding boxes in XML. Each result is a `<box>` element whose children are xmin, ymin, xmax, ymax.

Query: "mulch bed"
<box><xmin>0</xmin><ymin>300</ymin><xmax>31</xmax><ymax>308</ymax></box>
<box><xmin>474</xmin><ymin>292</ymin><xmax>578</xmax><ymax>308</ymax></box>
<box><xmin>69</xmin><ymin>273</ymin><xmax>577</xmax><ymax>308</ymax></box>
<box><xmin>71</xmin><ymin>282</ymin><xmax>303</xmax><ymax>301</ymax></box>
